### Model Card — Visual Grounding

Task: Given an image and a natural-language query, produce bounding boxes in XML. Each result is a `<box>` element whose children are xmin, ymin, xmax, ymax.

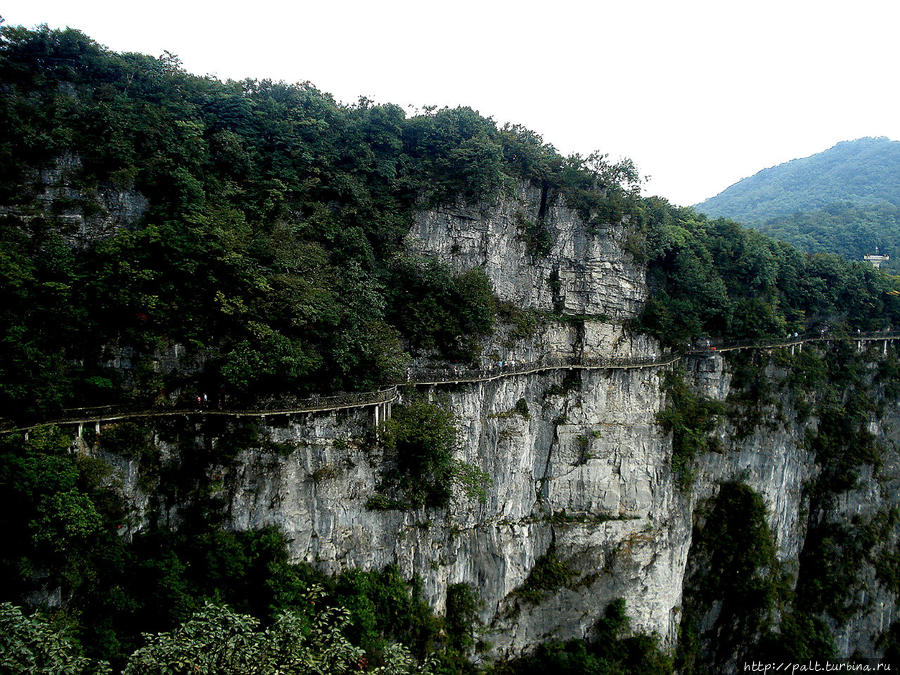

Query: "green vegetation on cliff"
<box><xmin>656</xmin><ymin>369</ymin><xmax>724</xmax><ymax>488</ymax></box>
<box><xmin>3</xmin><ymin>24</ymin><xmax>900</xmax><ymax>675</ymax></box>
<box><xmin>632</xmin><ymin>198</ymin><xmax>900</xmax><ymax>346</ymax></box>
<box><xmin>498</xmin><ymin>599</ymin><xmax>672</xmax><ymax>674</ymax></box>
<box><xmin>0</xmin><ymin>421</ymin><xmax>475</xmax><ymax>672</ymax></box>
<box><xmin>677</xmin><ymin>482</ymin><xmax>786</xmax><ymax>671</ymax></box>
<box><xmin>0</xmin><ymin>419</ymin><xmax>663</xmax><ymax>673</ymax></box>
<box><xmin>370</xmin><ymin>399</ymin><xmax>491</xmax><ymax>509</ymax></box>
<box><xmin>2</xmin><ymin>26</ymin><xmax>898</xmax><ymax>421</ymax></box>
<box><xmin>671</xmin><ymin>341</ymin><xmax>900</xmax><ymax>669</ymax></box>
<box><xmin>0</xmin><ymin>26</ymin><xmax>642</xmax><ymax>425</ymax></box>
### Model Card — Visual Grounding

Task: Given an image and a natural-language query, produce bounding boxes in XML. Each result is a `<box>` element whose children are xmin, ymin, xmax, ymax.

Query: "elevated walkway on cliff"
<box><xmin>2</xmin><ymin>330</ymin><xmax>898</xmax><ymax>437</ymax></box>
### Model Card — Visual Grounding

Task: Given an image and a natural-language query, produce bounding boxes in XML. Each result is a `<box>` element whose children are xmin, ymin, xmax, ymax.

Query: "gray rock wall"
<box><xmin>217</xmin><ymin>355</ymin><xmax>687</xmax><ymax>656</ymax></box>
<box><xmin>0</xmin><ymin>153</ymin><xmax>148</xmax><ymax>245</ymax></box>
<box><xmin>408</xmin><ymin>182</ymin><xmax>646</xmax><ymax>320</ymax></box>
<box><xmin>107</xmin><ymin>336</ymin><xmax>900</xmax><ymax>664</ymax></box>
<box><xmin>684</xmin><ymin>351</ymin><xmax>900</xmax><ymax>660</ymax></box>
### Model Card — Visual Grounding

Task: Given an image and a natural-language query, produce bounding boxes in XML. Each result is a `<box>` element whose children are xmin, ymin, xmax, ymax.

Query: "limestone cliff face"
<box><xmin>105</xmin><ymin>185</ymin><xmax>899</xmax><ymax>665</ymax></box>
<box><xmin>408</xmin><ymin>182</ymin><xmax>646</xmax><ymax>320</ymax></box>
<box><xmin>114</xmin><ymin>320</ymin><xmax>686</xmax><ymax>654</ymax></box>
<box><xmin>684</xmin><ymin>351</ymin><xmax>900</xmax><ymax>661</ymax></box>
<box><xmin>687</xmin><ymin>355</ymin><xmax>816</xmax><ymax>564</ymax></box>
<box><xmin>220</xmin><ymin>348</ymin><xmax>683</xmax><ymax>654</ymax></box>
<box><xmin>823</xmin><ymin>418</ymin><xmax>900</xmax><ymax>656</ymax></box>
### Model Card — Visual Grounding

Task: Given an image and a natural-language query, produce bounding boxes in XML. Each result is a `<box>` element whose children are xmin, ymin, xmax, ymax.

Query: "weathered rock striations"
<box><xmin>216</xmin><ymin>362</ymin><xmax>683</xmax><ymax>656</ymax></box>
<box><xmin>408</xmin><ymin>182</ymin><xmax>646</xmax><ymax>320</ymax></box>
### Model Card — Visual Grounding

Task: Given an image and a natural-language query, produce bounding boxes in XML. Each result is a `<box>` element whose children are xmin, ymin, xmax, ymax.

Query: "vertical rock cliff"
<box><xmin>106</xmin><ymin>184</ymin><xmax>899</xmax><ymax>667</ymax></box>
<box><xmin>408</xmin><ymin>181</ymin><xmax>646</xmax><ymax>320</ymax></box>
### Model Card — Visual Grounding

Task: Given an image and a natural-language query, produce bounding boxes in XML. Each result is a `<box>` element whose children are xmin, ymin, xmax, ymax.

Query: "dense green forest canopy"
<box><xmin>631</xmin><ymin>198</ymin><xmax>900</xmax><ymax>346</ymax></box>
<box><xmin>752</xmin><ymin>202</ymin><xmax>900</xmax><ymax>273</ymax></box>
<box><xmin>693</xmin><ymin>137</ymin><xmax>900</xmax><ymax>272</ymax></box>
<box><xmin>695</xmin><ymin>137</ymin><xmax>900</xmax><ymax>223</ymax></box>
<box><xmin>1</xmin><ymin>25</ymin><xmax>898</xmax><ymax>423</ymax></box>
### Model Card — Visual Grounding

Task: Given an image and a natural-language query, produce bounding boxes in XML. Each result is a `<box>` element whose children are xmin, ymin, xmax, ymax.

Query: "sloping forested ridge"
<box><xmin>631</xmin><ymin>197</ymin><xmax>900</xmax><ymax>345</ymax></box>
<box><xmin>753</xmin><ymin>201</ymin><xmax>900</xmax><ymax>274</ymax></box>
<box><xmin>693</xmin><ymin>137</ymin><xmax>900</xmax><ymax>271</ymax></box>
<box><xmin>2</xmin><ymin>25</ymin><xmax>900</xmax><ymax>674</ymax></box>
<box><xmin>695</xmin><ymin>137</ymin><xmax>900</xmax><ymax>223</ymax></box>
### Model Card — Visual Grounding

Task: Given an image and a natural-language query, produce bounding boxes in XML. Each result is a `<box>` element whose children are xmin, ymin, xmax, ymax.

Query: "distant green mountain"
<box><xmin>695</xmin><ymin>137</ymin><xmax>900</xmax><ymax>222</ymax></box>
<box><xmin>694</xmin><ymin>137</ymin><xmax>900</xmax><ymax>271</ymax></box>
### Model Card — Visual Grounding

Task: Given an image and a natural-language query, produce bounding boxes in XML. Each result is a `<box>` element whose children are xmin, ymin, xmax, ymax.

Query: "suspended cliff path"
<box><xmin>2</xmin><ymin>330</ymin><xmax>898</xmax><ymax>436</ymax></box>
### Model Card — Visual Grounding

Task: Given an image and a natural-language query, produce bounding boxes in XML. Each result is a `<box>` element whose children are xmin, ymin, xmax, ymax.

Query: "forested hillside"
<box><xmin>2</xmin><ymin>26</ymin><xmax>900</xmax><ymax>674</ymax></box>
<box><xmin>3</xmin><ymin>26</ymin><xmax>897</xmax><ymax>425</ymax></box>
<box><xmin>0</xmin><ymin>25</ymin><xmax>641</xmax><ymax>423</ymax></box>
<box><xmin>754</xmin><ymin>202</ymin><xmax>900</xmax><ymax>273</ymax></box>
<box><xmin>694</xmin><ymin>137</ymin><xmax>900</xmax><ymax>271</ymax></box>
<box><xmin>631</xmin><ymin>197</ymin><xmax>899</xmax><ymax>345</ymax></box>
<box><xmin>696</xmin><ymin>137</ymin><xmax>900</xmax><ymax>223</ymax></box>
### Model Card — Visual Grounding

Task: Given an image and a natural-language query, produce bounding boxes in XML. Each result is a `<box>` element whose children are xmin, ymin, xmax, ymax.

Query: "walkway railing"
<box><xmin>2</xmin><ymin>330</ymin><xmax>898</xmax><ymax>435</ymax></box>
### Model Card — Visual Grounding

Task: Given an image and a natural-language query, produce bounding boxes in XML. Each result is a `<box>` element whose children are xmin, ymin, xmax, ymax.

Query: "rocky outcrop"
<box><xmin>111</xmin><ymin>343</ymin><xmax>900</xmax><ymax>663</ymax></box>
<box><xmin>0</xmin><ymin>153</ymin><xmax>148</xmax><ymax>245</ymax></box>
<box><xmin>118</xmin><ymin>344</ymin><xmax>685</xmax><ymax>656</ymax></box>
<box><xmin>408</xmin><ymin>182</ymin><xmax>646</xmax><ymax>320</ymax></box>
<box><xmin>683</xmin><ymin>350</ymin><xmax>900</xmax><ymax>662</ymax></box>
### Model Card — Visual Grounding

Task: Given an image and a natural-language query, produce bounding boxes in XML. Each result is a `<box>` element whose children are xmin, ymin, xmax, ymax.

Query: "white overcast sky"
<box><xmin>4</xmin><ymin>0</ymin><xmax>899</xmax><ymax>206</ymax></box>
